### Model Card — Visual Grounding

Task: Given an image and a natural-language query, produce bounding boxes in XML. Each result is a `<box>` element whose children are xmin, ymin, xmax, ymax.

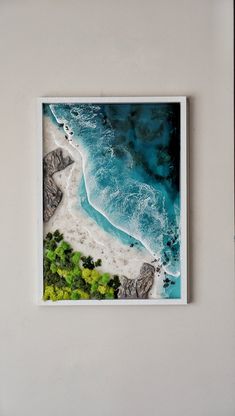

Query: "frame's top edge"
<box><xmin>38</xmin><ymin>96</ymin><xmax>187</xmax><ymax>104</ymax></box>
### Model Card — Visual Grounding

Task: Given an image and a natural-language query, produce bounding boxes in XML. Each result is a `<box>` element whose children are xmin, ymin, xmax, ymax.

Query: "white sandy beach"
<box><xmin>43</xmin><ymin>115</ymin><xmax>165</xmax><ymax>298</ymax></box>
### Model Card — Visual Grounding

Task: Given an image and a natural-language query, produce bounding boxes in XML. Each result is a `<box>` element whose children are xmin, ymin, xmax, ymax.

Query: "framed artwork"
<box><xmin>38</xmin><ymin>97</ymin><xmax>188</xmax><ymax>305</ymax></box>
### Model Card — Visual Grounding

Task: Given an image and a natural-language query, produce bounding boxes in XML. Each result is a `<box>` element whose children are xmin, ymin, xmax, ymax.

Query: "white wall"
<box><xmin>0</xmin><ymin>0</ymin><xmax>234</xmax><ymax>415</ymax></box>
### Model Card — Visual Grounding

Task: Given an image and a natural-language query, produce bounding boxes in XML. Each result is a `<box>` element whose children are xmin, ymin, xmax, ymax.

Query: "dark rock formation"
<box><xmin>43</xmin><ymin>148</ymin><xmax>74</xmax><ymax>222</ymax></box>
<box><xmin>118</xmin><ymin>262</ymin><xmax>155</xmax><ymax>299</ymax></box>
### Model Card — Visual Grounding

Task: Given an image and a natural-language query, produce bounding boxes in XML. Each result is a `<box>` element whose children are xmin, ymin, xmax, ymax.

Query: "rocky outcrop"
<box><xmin>118</xmin><ymin>262</ymin><xmax>155</xmax><ymax>299</ymax></box>
<box><xmin>43</xmin><ymin>148</ymin><xmax>74</xmax><ymax>222</ymax></box>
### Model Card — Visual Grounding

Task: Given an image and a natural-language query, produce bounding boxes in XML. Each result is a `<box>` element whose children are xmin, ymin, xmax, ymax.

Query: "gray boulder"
<box><xmin>118</xmin><ymin>262</ymin><xmax>155</xmax><ymax>299</ymax></box>
<box><xmin>43</xmin><ymin>148</ymin><xmax>73</xmax><ymax>222</ymax></box>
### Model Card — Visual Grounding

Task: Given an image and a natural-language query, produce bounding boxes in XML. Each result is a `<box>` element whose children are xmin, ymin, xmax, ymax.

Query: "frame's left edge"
<box><xmin>36</xmin><ymin>98</ymin><xmax>44</xmax><ymax>305</ymax></box>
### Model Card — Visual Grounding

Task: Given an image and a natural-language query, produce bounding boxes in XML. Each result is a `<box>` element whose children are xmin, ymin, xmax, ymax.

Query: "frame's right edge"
<box><xmin>179</xmin><ymin>96</ymin><xmax>188</xmax><ymax>304</ymax></box>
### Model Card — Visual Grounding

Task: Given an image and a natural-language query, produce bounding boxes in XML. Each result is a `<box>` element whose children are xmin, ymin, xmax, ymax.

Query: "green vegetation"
<box><xmin>43</xmin><ymin>230</ymin><xmax>120</xmax><ymax>301</ymax></box>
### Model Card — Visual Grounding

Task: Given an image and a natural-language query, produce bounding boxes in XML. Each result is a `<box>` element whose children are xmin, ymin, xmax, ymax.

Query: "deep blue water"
<box><xmin>45</xmin><ymin>102</ymin><xmax>181</xmax><ymax>289</ymax></box>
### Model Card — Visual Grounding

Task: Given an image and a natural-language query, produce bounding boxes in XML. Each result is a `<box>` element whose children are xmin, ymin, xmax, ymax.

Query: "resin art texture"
<box><xmin>40</xmin><ymin>98</ymin><xmax>187</xmax><ymax>304</ymax></box>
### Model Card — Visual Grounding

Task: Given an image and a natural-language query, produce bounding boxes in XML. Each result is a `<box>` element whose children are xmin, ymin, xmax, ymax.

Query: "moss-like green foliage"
<box><xmin>43</xmin><ymin>230</ymin><xmax>120</xmax><ymax>301</ymax></box>
<box><xmin>81</xmin><ymin>255</ymin><xmax>102</xmax><ymax>270</ymax></box>
<box><xmin>43</xmin><ymin>285</ymin><xmax>70</xmax><ymax>301</ymax></box>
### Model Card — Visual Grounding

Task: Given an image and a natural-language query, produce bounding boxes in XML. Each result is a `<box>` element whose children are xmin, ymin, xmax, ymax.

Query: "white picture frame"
<box><xmin>37</xmin><ymin>96</ymin><xmax>188</xmax><ymax>305</ymax></box>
